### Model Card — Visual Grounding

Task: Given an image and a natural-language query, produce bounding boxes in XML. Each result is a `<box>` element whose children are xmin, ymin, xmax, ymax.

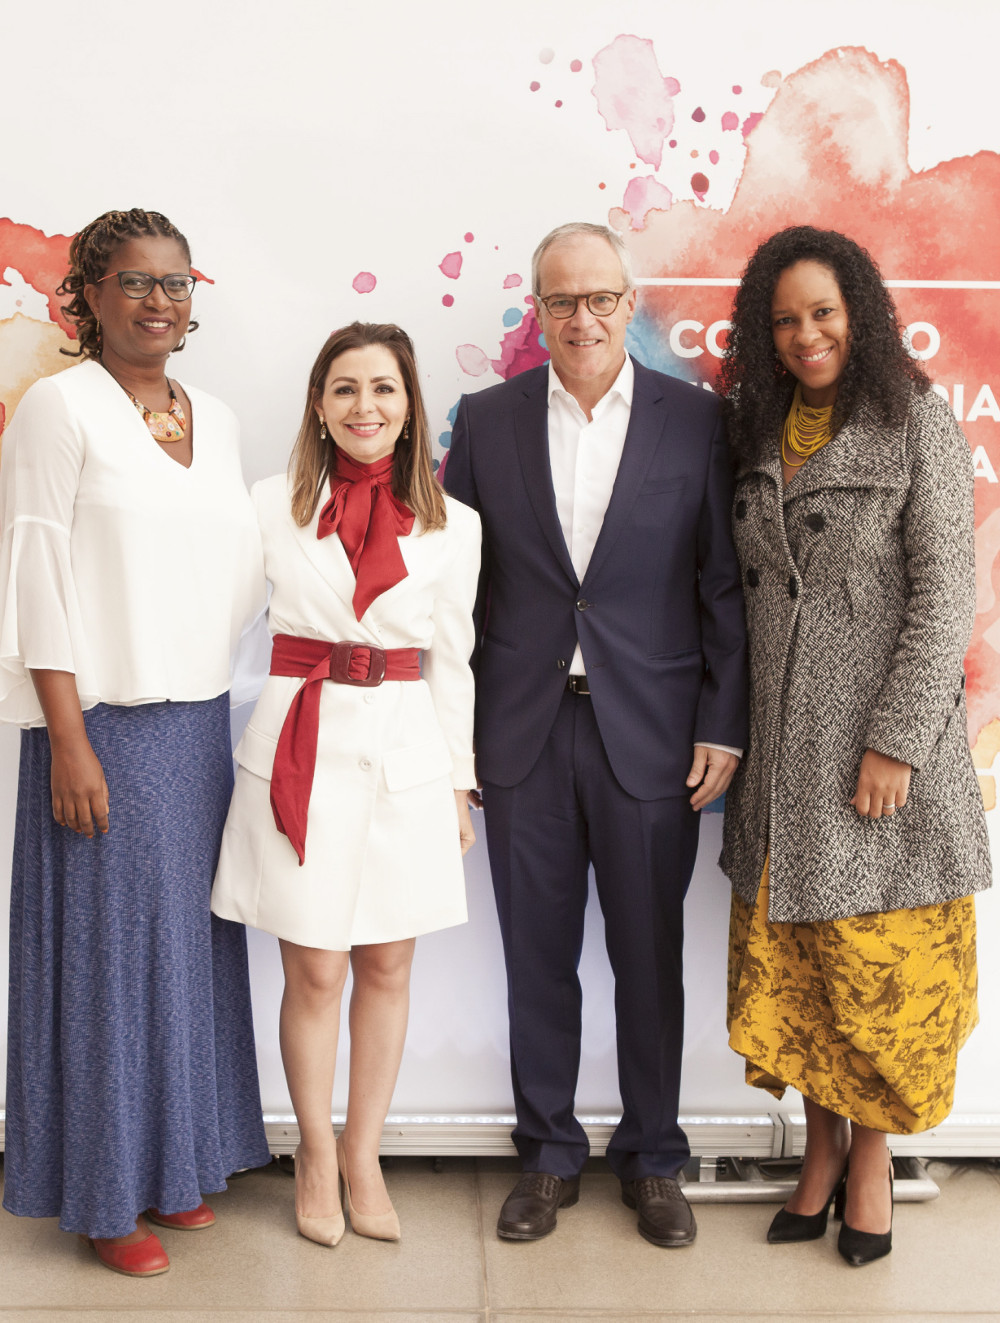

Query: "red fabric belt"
<box><xmin>268</xmin><ymin>633</ymin><xmax>421</xmax><ymax>865</ymax></box>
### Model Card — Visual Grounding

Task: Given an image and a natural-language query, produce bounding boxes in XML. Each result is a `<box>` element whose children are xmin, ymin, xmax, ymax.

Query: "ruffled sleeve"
<box><xmin>0</xmin><ymin>376</ymin><xmax>98</xmax><ymax>725</ymax></box>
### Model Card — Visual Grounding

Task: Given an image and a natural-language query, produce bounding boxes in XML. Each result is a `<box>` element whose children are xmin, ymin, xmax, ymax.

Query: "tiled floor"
<box><xmin>2</xmin><ymin>1156</ymin><xmax>999</xmax><ymax>1320</ymax></box>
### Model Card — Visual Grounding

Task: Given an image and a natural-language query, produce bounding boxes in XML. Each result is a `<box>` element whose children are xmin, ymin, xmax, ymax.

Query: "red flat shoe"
<box><xmin>81</xmin><ymin>1230</ymin><xmax>170</xmax><ymax>1277</ymax></box>
<box><xmin>147</xmin><ymin>1202</ymin><xmax>216</xmax><ymax>1230</ymax></box>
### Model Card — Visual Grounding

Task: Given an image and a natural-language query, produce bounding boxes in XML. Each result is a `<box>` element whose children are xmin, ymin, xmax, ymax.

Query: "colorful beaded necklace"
<box><xmin>124</xmin><ymin>382</ymin><xmax>187</xmax><ymax>443</ymax></box>
<box><xmin>781</xmin><ymin>385</ymin><xmax>834</xmax><ymax>468</ymax></box>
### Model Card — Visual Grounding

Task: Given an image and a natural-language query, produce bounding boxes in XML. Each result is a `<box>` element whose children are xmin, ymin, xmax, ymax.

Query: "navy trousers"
<box><xmin>482</xmin><ymin>690</ymin><xmax>700</xmax><ymax>1182</ymax></box>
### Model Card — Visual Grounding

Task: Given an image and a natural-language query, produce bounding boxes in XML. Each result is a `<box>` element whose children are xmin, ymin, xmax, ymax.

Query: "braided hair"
<box><xmin>718</xmin><ymin>226</ymin><xmax>929</xmax><ymax>466</ymax></box>
<box><xmin>58</xmin><ymin>208</ymin><xmax>198</xmax><ymax>359</ymax></box>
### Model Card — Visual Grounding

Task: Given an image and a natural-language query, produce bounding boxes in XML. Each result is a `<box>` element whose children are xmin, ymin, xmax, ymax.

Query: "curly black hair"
<box><xmin>718</xmin><ymin>226</ymin><xmax>929</xmax><ymax>465</ymax></box>
<box><xmin>58</xmin><ymin>209</ymin><xmax>198</xmax><ymax>360</ymax></box>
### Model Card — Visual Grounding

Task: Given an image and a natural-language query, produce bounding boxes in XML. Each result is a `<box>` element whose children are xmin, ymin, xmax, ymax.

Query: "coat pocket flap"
<box><xmin>382</xmin><ymin>738</ymin><xmax>453</xmax><ymax>792</ymax></box>
<box><xmin>234</xmin><ymin>722</ymin><xmax>278</xmax><ymax>781</ymax></box>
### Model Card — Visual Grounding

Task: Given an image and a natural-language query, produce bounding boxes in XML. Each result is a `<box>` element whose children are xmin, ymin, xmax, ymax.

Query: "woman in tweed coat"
<box><xmin>719</xmin><ymin>226</ymin><xmax>990</xmax><ymax>1266</ymax></box>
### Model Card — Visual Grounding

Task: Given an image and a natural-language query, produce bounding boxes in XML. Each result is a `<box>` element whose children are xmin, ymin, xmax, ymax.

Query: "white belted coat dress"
<box><xmin>211</xmin><ymin>473</ymin><xmax>481</xmax><ymax>951</ymax></box>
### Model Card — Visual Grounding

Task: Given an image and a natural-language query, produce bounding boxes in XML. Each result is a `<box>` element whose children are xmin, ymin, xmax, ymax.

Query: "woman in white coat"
<box><xmin>212</xmin><ymin>322</ymin><xmax>480</xmax><ymax>1248</ymax></box>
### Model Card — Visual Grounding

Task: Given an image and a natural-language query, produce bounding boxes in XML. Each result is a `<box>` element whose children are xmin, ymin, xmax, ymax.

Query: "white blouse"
<box><xmin>0</xmin><ymin>359</ymin><xmax>265</xmax><ymax>727</ymax></box>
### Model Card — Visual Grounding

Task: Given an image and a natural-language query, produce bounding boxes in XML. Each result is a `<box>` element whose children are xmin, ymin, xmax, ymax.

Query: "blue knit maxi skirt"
<box><xmin>4</xmin><ymin>695</ymin><xmax>271</xmax><ymax>1238</ymax></box>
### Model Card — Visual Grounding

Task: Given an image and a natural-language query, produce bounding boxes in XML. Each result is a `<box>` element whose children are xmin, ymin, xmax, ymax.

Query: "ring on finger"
<box><xmin>883</xmin><ymin>803</ymin><xmax>897</xmax><ymax>815</ymax></box>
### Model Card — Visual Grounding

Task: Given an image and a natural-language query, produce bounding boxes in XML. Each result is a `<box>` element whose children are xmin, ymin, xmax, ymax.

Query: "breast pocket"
<box><xmin>631</xmin><ymin>476</ymin><xmax>687</xmax><ymax>527</ymax></box>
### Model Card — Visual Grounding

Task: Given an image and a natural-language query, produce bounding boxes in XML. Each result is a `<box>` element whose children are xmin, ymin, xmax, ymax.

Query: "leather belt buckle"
<box><xmin>330</xmin><ymin>641</ymin><xmax>387</xmax><ymax>687</ymax></box>
<box><xmin>566</xmin><ymin>675</ymin><xmax>590</xmax><ymax>696</ymax></box>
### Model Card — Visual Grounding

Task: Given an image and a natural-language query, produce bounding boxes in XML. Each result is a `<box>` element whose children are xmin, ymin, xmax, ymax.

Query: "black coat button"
<box><xmin>805</xmin><ymin>512</ymin><xmax>825</xmax><ymax>532</ymax></box>
<box><xmin>556</xmin><ymin>659</ymin><xmax>566</xmax><ymax>669</ymax></box>
<box><xmin>735</xmin><ymin>499</ymin><xmax>747</xmax><ymax>520</ymax></box>
<box><xmin>746</xmin><ymin>568</ymin><xmax>759</xmax><ymax>588</ymax></box>
<box><xmin>576</xmin><ymin>598</ymin><xmax>589</xmax><ymax>611</ymax></box>
<box><xmin>788</xmin><ymin>577</ymin><xmax>799</xmax><ymax>598</ymax></box>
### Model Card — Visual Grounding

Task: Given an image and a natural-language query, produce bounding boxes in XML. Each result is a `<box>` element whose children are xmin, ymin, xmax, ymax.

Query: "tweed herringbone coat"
<box><xmin>720</xmin><ymin>387</ymin><xmax>991</xmax><ymax>922</ymax></box>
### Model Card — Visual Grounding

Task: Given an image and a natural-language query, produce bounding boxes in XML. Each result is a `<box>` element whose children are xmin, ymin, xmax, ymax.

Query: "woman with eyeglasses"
<box><xmin>211</xmin><ymin>321</ymin><xmax>480</xmax><ymax>1247</ymax></box>
<box><xmin>0</xmin><ymin>209</ymin><xmax>270</xmax><ymax>1276</ymax></box>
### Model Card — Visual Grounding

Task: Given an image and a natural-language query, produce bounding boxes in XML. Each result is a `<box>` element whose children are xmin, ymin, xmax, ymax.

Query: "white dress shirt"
<box><xmin>546</xmin><ymin>353</ymin><xmax>740</xmax><ymax>758</ymax></box>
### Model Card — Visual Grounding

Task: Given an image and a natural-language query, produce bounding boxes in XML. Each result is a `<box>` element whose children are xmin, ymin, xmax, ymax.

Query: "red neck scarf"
<box><xmin>317</xmin><ymin>448</ymin><xmax>415</xmax><ymax>620</ymax></box>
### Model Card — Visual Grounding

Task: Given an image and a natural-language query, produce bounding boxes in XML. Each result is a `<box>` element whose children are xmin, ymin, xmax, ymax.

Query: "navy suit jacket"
<box><xmin>443</xmin><ymin>357</ymin><xmax>748</xmax><ymax>800</ymax></box>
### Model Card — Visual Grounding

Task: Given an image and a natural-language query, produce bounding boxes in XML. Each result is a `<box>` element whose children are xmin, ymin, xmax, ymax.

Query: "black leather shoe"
<box><xmin>621</xmin><ymin>1176</ymin><xmax>696</xmax><ymax>1247</ymax></box>
<box><xmin>837</xmin><ymin>1156</ymin><xmax>893</xmax><ymax>1266</ymax></box>
<box><xmin>497</xmin><ymin>1172</ymin><xmax>580</xmax><ymax>1240</ymax></box>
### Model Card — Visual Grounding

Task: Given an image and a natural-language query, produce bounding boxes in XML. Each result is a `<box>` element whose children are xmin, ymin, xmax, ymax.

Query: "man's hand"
<box><xmin>686</xmin><ymin>745</ymin><xmax>739</xmax><ymax>811</ymax></box>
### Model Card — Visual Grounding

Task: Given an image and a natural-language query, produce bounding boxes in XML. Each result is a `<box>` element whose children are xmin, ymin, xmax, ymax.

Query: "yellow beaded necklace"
<box><xmin>781</xmin><ymin>385</ymin><xmax>834</xmax><ymax>469</ymax></box>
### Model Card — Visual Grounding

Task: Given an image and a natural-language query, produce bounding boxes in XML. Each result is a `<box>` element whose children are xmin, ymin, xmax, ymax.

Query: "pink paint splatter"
<box><xmin>352</xmin><ymin>272</ymin><xmax>376</xmax><ymax>293</ymax></box>
<box><xmin>439</xmin><ymin>252</ymin><xmax>463</xmax><ymax>279</ymax></box>
<box><xmin>555</xmin><ymin>100</ymin><xmax>563</xmax><ymax>108</ymax></box>
<box><xmin>592</xmin><ymin>34</ymin><xmax>679</xmax><ymax>170</ymax></box>
<box><xmin>761</xmin><ymin>70</ymin><xmax>782</xmax><ymax>88</ymax></box>
<box><xmin>539</xmin><ymin>47</ymin><xmax>554</xmax><ymax>64</ymax></box>
<box><xmin>691</xmin><ymin>106</ymin><xmax>705</xmax><ymax>122</ymax></box>
<box><xmin>570</xmin><ymin>59</ymin><xmax>582</xmax><ymax>72</ymax></box>
<box><xmin>622</xmin><ymin>175</ymin><xmax>673</xmax><ymax>230</ymax></box>
<box><xmin>721</xmin><ymin>110</ymin><xmax>739</xmax><ymax>131</ymax></box>
<box><xmin>441</xmin><ymin>294</ymin><xmax>454</xmax><ymax>307</ymax></box>
<box><xmin>503</xmin><ymin>274</ymin><xmax>522</xmax><ymax>288</ymax></box>
<box><xmin>710</xmin><ymin>150</ymin><xmax>720</xmax><ymax>164</ymax></box>
<box><xmin>530</xmin><ymin>81</ymin><xmax>540</xmax><ymax>91</ymax></box>
<box><xmin>456</xmin><ymin>344</ymin><xmax>491</xmax><ymax>376</ymax></box>
<box><xmin>732</xmin><ymin>84</ymin><xmax>742</xmax><ymax>94</ymax></box>
<box><xmin>668</xmin><ymin>139</ymin><xmax>677</xmax><ymax>148</ymax></box>
<box><xmin>464</xmin><ymin>232</ymin><xmax>474</xmax><ymax>242</ymax></box>
<box><xmin>490</xmin><ymin>313</ymin><xmax>548</xmax><ymax>380</ymax></box>
<box><xmin>691</xmin><ymin>172</ymin><xmax>709</xmax><ymax>199</ymax></box>
<box><xmin>742</xmin><ymin>111</ymin><xmax>763</xmax><ymax>139</ymax></box>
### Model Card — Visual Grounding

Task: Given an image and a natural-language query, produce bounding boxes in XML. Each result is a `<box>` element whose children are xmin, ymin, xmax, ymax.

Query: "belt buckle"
<box><xmin>330</xmin><ymin>641</ymin><xmax>387</xmax><ymax>687</ymax></box>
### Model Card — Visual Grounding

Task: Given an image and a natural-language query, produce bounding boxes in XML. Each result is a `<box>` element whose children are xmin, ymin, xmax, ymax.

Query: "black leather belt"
<box><xmin>566</xmin><ymin>675</ymin><xmax>591</xmax><ymax>695</ymax></box>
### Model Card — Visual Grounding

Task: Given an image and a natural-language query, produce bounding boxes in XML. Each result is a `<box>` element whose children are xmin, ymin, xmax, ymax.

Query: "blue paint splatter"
<box><xmin>502</xmin><ymin>307</ymin><xmax>523</xmax><ymax>327</ymax></box>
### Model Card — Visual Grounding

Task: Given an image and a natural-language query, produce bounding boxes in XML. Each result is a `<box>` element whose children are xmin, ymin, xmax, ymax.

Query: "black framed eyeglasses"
<box><xmin>538</xmin><ymin>290</ymin><xmax>626</xmax><ymax>319</ymax></box>
<box><xmin>96</xmin><ymin>270</ymin><xmax>198</xmax><ymax>301</ymax></box>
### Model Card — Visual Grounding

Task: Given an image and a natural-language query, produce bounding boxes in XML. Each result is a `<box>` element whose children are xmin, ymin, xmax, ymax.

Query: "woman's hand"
<box><xmin>50</xmin><ymin>736</ymin><xmax>110</xmax><ymax>836</ymax></box>
<box><xmin>30</xmin><ymin>669</ymin><xmax>110</xmax><ymax>837</ymax></box>
<box><xmin>455</xmin><ymin>790</ymin><xmax>477</xmax><ymax>855</ymax></box>
<box><xmin>850</xmin><ymin>749</ymin><xmax>911</xmax><ymax>819</ymax></box>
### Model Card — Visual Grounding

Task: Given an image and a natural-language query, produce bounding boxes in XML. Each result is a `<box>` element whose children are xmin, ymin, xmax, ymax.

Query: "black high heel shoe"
<box><xmin>838</xmin><ymin>1154</ymin><xmax>893</xmax><ymax>1266</ymax></box>
<box><xmin>767</xmin><ymin>1167</ymin><xmax>848</xmax><ymax>1243</ymax></box>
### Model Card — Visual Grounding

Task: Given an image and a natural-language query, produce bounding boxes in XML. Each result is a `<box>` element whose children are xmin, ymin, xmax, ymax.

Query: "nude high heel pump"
<box><xmin>294</xmin><ymin>1145</ymin><xmax>346</xmax><ymax>1248</ymax></box>
<box><xmin>337</xmin><ymin>1135</ymin><xmax>401</xmax><ymax>1241</ymax></box>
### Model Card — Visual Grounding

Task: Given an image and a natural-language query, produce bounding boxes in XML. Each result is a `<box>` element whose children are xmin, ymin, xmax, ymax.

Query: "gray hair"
<box><xmin>531</xmin><ymin>222</ymin><xmax>634</xmax><ymax>298</ymax></box>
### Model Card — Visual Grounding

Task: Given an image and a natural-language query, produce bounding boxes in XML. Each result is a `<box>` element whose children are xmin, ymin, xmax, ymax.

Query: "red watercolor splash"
<box><xmin>352</xmin><ymin>272</ymin><xmax>376</xmax><ymax>293</ymax></box>
<box><xmin>612</xmin><ymin>45</ymin><xmax>1000</xmax><ymax>747</ymax></box>
<box><xmin>721</xmin><ymin>111</ymin><xmax>739</xmax><ymax>131</ymax></box>
<box><xmin>622</xmin><ymin>175</ymin><xmax>673</xmax><ymax>230</ymax></box>
<box><xmin>439</xmin><ymin>252</ymin><xmax>463</xmax><ymax>279</ymax></box>
<box><xmin>0</xmin><ymin>219</ymin><xmax>75</xmax><ymax>336</ymax></box>
<box><xmin>490</xmin><ymin>312</ymin><xmax>547</xmax><ymax>380</ymax></box>
<box><xmin>503</xmin><ymin>273</ymin><xmax>522</xmax><ymax>288</ymax></box>
<box><xmin>592</xmin><ymin>35</ymin><xmax>680</xmax><ymax>170</ymax></box>
<box><xmin>442</xmin><ymin>294</ymin><xmax>454</xmax><ymax>307</ymax></box>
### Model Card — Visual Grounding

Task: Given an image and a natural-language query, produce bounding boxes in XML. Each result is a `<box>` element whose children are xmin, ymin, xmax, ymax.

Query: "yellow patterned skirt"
<box><xmin>727</xmin><ymin>858</ymin><xmax>979</xmax><ymax>1133</ymax></box>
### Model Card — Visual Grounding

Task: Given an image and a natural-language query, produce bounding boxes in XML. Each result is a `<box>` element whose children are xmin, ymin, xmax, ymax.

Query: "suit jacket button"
<box><xmin>556</xmin><ymin>659</ymin><xmax>567</xmax><ymax>669</ymax></box>
<box><xmin>805</xmin><ymin>512</ymin><xmax>826</xmax><ymax>532</ymax></box>
<box><xmin>746</xmin><ymin>568</ymin><xmax>759</xmax><ymax>588</ymax></box>
<box><xmin>788</xmin><ymin>576</ymin><xmax>799</xmax><ymax>598</ymax></box>
<box><xmin>734</xmin><ymin>499</ymin><xmax>747</xmax><ymax>520</ymax></box>
<box><xmin>576</xmin><ymin>598</ymin><xmax>589</xmax><ymax>611</ymax></box>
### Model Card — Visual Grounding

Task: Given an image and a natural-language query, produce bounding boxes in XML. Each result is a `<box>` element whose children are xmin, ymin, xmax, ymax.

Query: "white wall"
<box><xmin>1</xmin><ymin>0</ymin><xmax>997</xmax><ymax>1124</ymax></box>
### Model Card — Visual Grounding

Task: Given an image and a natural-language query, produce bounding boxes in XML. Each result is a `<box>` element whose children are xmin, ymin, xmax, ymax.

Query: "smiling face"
<box><xmin>84</xmin><ymin>235</ymin><xmax>192</xmax><ymax>369</ymax></box>
<box><xmin>770</xmin><ymin>259</ymin><xmax>850</xmax><ymax>407</ymax></box>
<box><xmin>534</xmin><ymin>233</ymin><xmax>636</xmax><ymax>411</ymax></box>
<box><xmin>315</xmin><ymin>344</ymin><xmax>409</xmax><ymax>465</ymax></box>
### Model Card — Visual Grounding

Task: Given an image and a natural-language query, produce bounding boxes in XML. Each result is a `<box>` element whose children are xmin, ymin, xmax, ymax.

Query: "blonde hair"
<box><xmin>288</xmin><ymin>322</ymin><xmax>446</xmax><ymax>531</ymax></box>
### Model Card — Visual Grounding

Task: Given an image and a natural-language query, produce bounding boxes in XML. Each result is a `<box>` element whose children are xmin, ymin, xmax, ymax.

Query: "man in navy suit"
<box><xmin>444</xmin><ymin>222</ymin><xmax>747</xmax><ymax>1246</ymax></box>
